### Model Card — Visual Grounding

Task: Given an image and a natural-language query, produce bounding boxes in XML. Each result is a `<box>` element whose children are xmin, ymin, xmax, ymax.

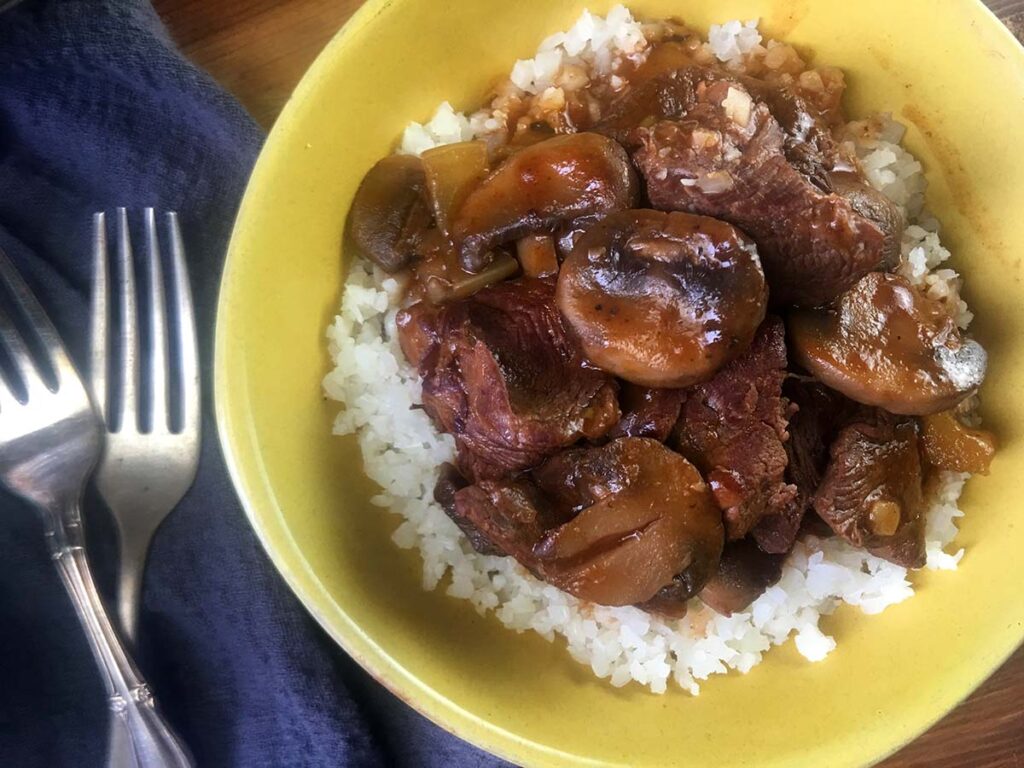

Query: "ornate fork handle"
<box><xmin>46</xmin><ymin>499</ymin><xmax>192</xmax><ymax>768</ymax></box>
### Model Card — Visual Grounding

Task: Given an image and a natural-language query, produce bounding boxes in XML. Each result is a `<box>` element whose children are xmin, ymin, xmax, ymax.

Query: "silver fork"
<box><xmin>0</xmin><ymin>249</ymin><xmax>192</xmax><ymax>767</ymax></box>
<box><xmin>91</xmin><ymin>208</ymin><xmax>201</xmax><ymax>641</ymax></box>
<box><xmin>90</xmin><ymin>209</ymin><xmax>200</xmax><ymax>768</ymax></box>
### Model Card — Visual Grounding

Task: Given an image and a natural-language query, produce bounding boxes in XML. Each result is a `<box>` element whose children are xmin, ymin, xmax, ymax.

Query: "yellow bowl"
<box><xmin>215</xmin><ymin>1</ymin><xmax>1024</xmax><ymax>765</ymax></box>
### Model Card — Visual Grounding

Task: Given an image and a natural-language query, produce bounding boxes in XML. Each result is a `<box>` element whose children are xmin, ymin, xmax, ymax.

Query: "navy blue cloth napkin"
<box><xmin>0</xmin><ymin>1</ymin><xmax>510</xmax><ymax>766</ymax></box>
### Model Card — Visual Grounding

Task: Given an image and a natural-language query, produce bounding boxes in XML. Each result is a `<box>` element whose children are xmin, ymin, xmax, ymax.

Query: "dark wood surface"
<box><xmin>150</xmin><ymin>0</ymin><xmax>1024</xmax><ymax>765</ymax></box>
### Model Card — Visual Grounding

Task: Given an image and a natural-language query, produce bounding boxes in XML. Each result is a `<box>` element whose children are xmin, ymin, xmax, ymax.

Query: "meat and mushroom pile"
<box><xmin>346</xmin><ymin>31</ymin><xmax>995</xmax><ymax>618</ymax></box>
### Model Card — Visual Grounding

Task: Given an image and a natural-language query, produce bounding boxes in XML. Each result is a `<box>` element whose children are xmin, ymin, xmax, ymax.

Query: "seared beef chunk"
<box><xmin>698</xmin><ymin>538</ymin><xmax>786</xmax><ymax>616</ymax></box>
<box><xmin>453</xmin><ymin>438</ymin><xmax>724</xmax><ymax>607</ymax></box>
<box><xmin>609</xmin><ymin>383</ymin><xmax>686</xmax><ymax>442</ymax></box>
<box><xmin>434</xmin><ymin>463</ymin><xmax>504</xmax><ymax>556</ymax></box>
<box><xmin>740</xmin><ymin>78</ymin><xmax>844</xmax><ymax>187</ymax></box>
<box><xmin>749</xmin><ymin>499</ymin><xmax>803</xmax><ymax>556</ymax></box>
<box><xmin>397</xmin><ymin>279</ymin><xmax>620</xmax><ymax>480</ymax></box>
<box><xmin>673</xmin><ymin>316</ymin><xmax>797</xmax><ymax>540</ymax></box>
<box><xmin>827</xmin><ymin>172</ymin><xmax>904</xmax><ymax>271</ymax></box>
<box><xmin>601</xmin><ymin>68</ymin><xmax>892</xmax><ymax>306</ymax></box>
<box><xmin>556</xmin><ymin>209</ymin><xmax>768</xmax><ymax>388</ymax></box>
<box><xmin>789</xmin><ymin>272</ymin><xmax>987</xmax><ymax>415</ymax></box>
<box><xmin>451</xmin><ymin>133</ymin><xmax>639</xmax><ymax>272</ymax></box>
<box><xmin>453</xmin><ymin>478</ymin><xmax>572</xmax><ymax>566</ymax></box>
<box><xmin>603</xmin><ymin>65</ymin><xmax>845</xmax><ymax>185</ymax></box>
<box><xmin>813</xmin><ymin>416</ymin><xmax>926</xmax><ymax>568</ymax></box>
<box><xmin>751</xmin><ymin>379</ymin><xmax>855</xmax><ymax>553</ymax></box>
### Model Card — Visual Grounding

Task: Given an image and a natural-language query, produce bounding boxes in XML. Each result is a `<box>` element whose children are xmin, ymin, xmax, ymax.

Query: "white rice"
<box><xmin>325</xmin><ymin>8</ymin><xmax>974</xmax><ymax>694</ymax></box>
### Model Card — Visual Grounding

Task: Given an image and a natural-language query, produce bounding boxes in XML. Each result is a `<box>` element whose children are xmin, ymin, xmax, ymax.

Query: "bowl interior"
<box><xmin>216</xmin><ymin>1</ymin><xmax>1024</xmax><ymax>765</ymax></box>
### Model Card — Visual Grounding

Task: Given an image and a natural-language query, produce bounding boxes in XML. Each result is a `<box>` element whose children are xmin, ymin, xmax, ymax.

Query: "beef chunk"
<box><xmin>749</xmin><ymin>498</ymin><xmax>804</xmax><ymax>556</ymax></box>
<box><xmin>452</xmin><ymin>477</ymin><xmax>570</xmax><ymax>567</ymax></box>
<box><xmin>813</xmin><ymin>417</ymin><xmax>926</xmax><ymax>568</ymax></box>
<box><xmin>602</xmin><ymin>67</ymin><xmax>891</xmax><ymax>306</ymax></box>
<box><xmin>397</xmin><ymin>279</ymin><xmax>620</xmax><ymax>480</ymax></box>
<box><xmin>750</xmin><ymin>379</ymin><xmax>855</xmax><ymax>553</ymax></box>
<box><xmin>673</xmin><ymin>316</ymin><xmax>797</xmax><ymax>540</ymax></box>
<box><xmin>698</xmin><ymin>537</ymin><xmax>786</xmax><ymax>616</ymax></box>
<box><xmin>608</xmin><ymin>383</ymin><xmax>686</xmax><ymax>442</ymax></box>
<box><xmin>434</xmin><ymin>463</ymin><xmax>504</xmax><ymax>556</ymax></box>
<box><xmin>601</xmin><ymin>65</ymin><xmax>843</xmax><ymax>185</ymax></box>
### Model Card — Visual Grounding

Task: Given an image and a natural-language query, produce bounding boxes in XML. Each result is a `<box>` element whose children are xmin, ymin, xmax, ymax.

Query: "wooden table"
<box><xmin>151</xmin><ymin>1</ymin><xmax>1024</xmax><ymax>765</ymax></box>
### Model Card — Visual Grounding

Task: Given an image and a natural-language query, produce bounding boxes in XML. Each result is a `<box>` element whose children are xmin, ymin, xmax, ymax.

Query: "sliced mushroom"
<box><xmin>920</xmin><ymin>409</ymin><xmax>996</xmax><ymax>475</ymax></box>
<box><xmin>446</xmin><ymin>438</ymin><xmax>723</xmax><ymax>608</ymax></box>
<box><xmin>789</xmin><ymin>272</ymin><xmax>986</xmax><ymax>415</ymax></box>
<box><xmin>451</xmin><ymin>132</ymin><xmax>639</xmax><ymax>272</ymax></box>
<box><xmin>533</xmin><ymin>438</ymin><xmax>724</xmax><ymax>606</ymax></box>
<box><xmin>348</xmin><ymin>154</ymin><xmax>427</xmax><ymax>272</ymax></box>
<box><xmin>556</xmin><ymin>210</ymin><xmax>768</xmax><ymax>388</ymax></box>
<box><xmin>698</xmin><ymin>538</ymin><xmax>785</xmax><ymax>616</ymax></box>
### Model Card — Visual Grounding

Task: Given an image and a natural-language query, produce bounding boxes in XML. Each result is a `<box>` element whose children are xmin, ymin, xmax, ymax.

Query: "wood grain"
<box><xmin>149</xmin><ymin>0</ymin><xmax>1024</xmax><ymax>764</ymax></box>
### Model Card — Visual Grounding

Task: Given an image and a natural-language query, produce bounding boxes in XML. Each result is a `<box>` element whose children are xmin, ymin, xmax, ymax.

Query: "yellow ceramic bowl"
<box><xmin>216</xmin><ymin>1</ymin><xmax>1024</xmax><ymax>765</ymax></box>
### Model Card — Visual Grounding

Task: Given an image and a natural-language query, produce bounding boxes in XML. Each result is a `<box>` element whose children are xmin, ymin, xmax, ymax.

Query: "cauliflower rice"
<box><xmin>323</xmin><ymin>7</ymin><xmax>973</xmax><ymax>694</ymax></box>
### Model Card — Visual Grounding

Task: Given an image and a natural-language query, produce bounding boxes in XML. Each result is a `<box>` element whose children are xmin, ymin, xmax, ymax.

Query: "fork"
<box><xmin>90</xmin><ymin>209</ymin><xmax>201</xmax><ymax>768</ymax></box>
<box><xmin>90</xmin><ymin>208</ymin><xmax>200</xmax><ymax>645</ymax></box>
<box><xmin>0</xmin><ymin>249</ymin><xmax>192</xmax><ymax>767</ymax></box>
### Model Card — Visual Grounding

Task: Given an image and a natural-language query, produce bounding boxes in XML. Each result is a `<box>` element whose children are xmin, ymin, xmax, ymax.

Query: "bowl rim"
<box><xmin>214</xmin><ymin>1</ymin><xmax>1024</xmax><ymax>766</ymax></box>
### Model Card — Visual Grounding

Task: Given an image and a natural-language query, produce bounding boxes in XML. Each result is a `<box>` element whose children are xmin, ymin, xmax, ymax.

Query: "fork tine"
<box><xmin>0</xmin><ymin>306</ymin><xmax>47</xmax><ymax>401</ymax></box>
<box><xmin>0</xmin><ymin>366</ymin><xmax>19</xmax><ymax>411</ymax></box>
<box><xmin>0</xmin><ymin>249</ymin><xmax>76</xmax><ymax>394</ymax></box>
<box><xmin>145</xmin><ymin>208</ymin><xmax>170</xmax><ymax>432</ymax></box>
<box><xmin>90</xmin><ymin>213</ymin><xmax>109</xmax><ymax>424</ymax></box>
<box><xmin>115</xmin><ymin>207</ymin><xmax>140</xmax><ymax>432</ymax></box>
<box><xmin>166</xmin><ymin>212</ymin><xmax>199</xmax><ymax>434</ymax></box>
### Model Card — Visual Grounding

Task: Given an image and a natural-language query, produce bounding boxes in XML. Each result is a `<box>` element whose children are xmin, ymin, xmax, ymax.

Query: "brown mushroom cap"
<box><xmin>451</xmin><ymin>132</ymin><xmax>639</xmax><ymax>272</ymax></box>
<box><xmin>533</xmin><ymin>437</ymin><xmax>724</xmax><ymax>606</ymax></box>
<box><xmin>789</xmin><ymin>272</ymin><xmax>986</xmax><ymax>416</ymax></box>
<box><xmin>697</xmin><ymin>538</ymin><xmax>785</xmax><ymax>616</ymax></box>
<box><xmin>556</xmin><ymin>209</ymin><xmax>768</xmax><ymax>388</ymax></box>
<box><xmin>347</xmin><ymin>154</ymin><xmax>427</xmax><ymax>273</ymax></box>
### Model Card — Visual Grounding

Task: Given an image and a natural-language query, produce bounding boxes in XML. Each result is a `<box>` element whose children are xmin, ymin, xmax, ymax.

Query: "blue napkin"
<box><xmin>0</xmin><ymin>1</ymin><xmax>510</xmax><ymax>766</ymax></box>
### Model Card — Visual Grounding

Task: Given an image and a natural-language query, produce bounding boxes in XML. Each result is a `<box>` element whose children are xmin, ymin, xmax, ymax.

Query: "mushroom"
<box><xmin>347</xmin><ymin>154</ymin><xmax>428</xmax><ymax>273</ymax></box>
<box><xmin>533</xmin><ymin>437</ymin><xmax>724</xmax><ymax>607</ymax></box>
<box><xmin>450</xmin><ymin>132</ymin><xmax>639</xmax><ymax>272</ymax></box>
<box><xmin>697</xmin><ymin>538</ymin><xmax>785</xmax><ymax>616</ymax></box>
<box><xmin>789</xmin><ymin>272</ymin><xmax>986</xmax><ymax>415</ymax></box>
<box><xmin>556</xmin><ymin>209</ymin><xmax>768</xmax><ymax>388</ymax></box>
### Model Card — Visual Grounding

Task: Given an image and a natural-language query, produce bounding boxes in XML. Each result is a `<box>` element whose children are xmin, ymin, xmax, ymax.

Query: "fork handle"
<box><xmin>48</xmin><ymin>501</ymin><xmax>193</xmax><ymax>768</ymax></box>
